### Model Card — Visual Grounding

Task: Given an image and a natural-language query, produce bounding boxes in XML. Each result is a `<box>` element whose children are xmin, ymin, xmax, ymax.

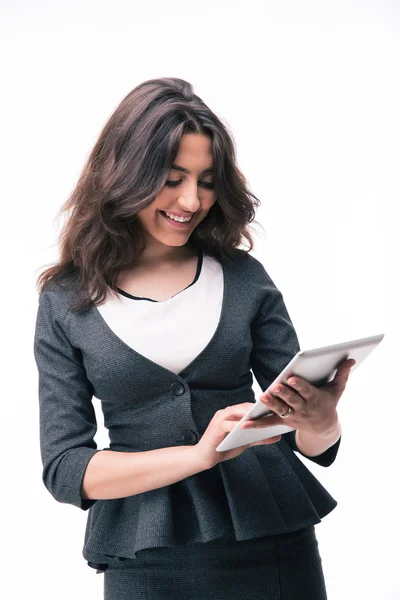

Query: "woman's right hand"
<box><xmin>194</xmin><ymin>403</ymin><xmax>282</xmax><ymax>470</ymax></box>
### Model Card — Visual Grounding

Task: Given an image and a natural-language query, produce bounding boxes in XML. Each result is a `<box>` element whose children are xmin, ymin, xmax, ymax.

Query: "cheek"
<box><xmin>135</xmin><ymin>212</ymin><xmax>157</xmax><ymax>237</ymax></box>
<box><xmin>137</xmin><ymin>203</ymin><xmax>160</xmax><ymax>223</ymax></box>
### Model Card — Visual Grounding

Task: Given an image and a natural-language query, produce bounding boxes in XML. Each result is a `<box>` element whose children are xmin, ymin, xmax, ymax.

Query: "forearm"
<box><xmin>81</xmin><ymin>446</ymin><xmax>206</xmax><ymax>500</ymax></box>
<box><xmin>295</xmin><ymin>421</ymin><xmax>342</xmax><ymax>457</ymax></box>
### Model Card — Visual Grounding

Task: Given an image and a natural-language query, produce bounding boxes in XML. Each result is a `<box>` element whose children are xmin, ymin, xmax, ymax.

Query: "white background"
<box><xmin>1</xmin><ymin>1</ymin><xmax>398</xmax><ymax>598</ymax></box>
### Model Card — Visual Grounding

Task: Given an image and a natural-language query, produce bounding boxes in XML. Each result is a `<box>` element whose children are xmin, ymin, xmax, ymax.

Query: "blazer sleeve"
<box><xmin>33</xmin><ymin>290</ymin><xmax>101</xmax><ymax>510</ymax></box>
<box><xmin>249</xmin><ymin>277</ymin><xmax>341</xmax><ymax>467</ymax></box>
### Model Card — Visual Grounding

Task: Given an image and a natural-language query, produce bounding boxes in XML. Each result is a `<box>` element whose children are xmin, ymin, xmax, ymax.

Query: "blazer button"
<box><xmin>170</xmin><ymin>382</ymin><xmax>185</xmax><ymax>396</ymax></box>
<box><xmin>182</xmin><ymin>430</ymin><xmax>198</xmax><ymax>445</ymax></box>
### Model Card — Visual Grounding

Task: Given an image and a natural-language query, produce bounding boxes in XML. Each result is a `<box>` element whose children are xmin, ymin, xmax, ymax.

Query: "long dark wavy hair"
<box><xmin>35</xmin><ymin>77</ymin><xmax>263</xmax><ymax>312</ymax></box>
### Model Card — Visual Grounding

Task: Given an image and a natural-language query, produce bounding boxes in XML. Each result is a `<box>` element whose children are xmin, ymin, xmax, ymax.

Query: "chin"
<box><xmin>162</xmin><ymin>237</ymin><xmax>190</xmax><ymax>247</ymax></box>
<box><xmin>150</xmin><ymin>232</ymin><xmax>190</xmax><ymax>247</ymax></box>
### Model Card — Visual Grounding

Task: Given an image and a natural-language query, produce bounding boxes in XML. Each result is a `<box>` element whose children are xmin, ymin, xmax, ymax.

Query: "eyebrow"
<box><xmin>171</xmin><ymin>163</ymin><xmax>214</xmax><ymax>175</ymax></box>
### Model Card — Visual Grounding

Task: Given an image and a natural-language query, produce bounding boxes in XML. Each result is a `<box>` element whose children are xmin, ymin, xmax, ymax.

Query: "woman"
<box><xmin>34</xmin><ymin>77</ymin><xmax>354</xmax><ymax>600</ymax></box>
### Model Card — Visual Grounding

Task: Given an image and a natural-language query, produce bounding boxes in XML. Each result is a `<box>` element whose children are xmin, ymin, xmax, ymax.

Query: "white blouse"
<box><xmin>96</xmin><ymin>251</ymin><xmax>224</xmax><ymax>374</ymax></box>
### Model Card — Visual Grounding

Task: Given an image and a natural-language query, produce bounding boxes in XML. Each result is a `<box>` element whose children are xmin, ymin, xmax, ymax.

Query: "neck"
<box><xmin>137</xmin><ymin>242</ymin><xmax>196</xmax><ymax>267</ymax></box>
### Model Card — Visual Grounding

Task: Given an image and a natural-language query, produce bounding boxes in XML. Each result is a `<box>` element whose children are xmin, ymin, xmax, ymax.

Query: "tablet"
<box><xmin>216</xmin><ymin>333</ymin><xmax>384</xmax><ymax>453</ymax></box>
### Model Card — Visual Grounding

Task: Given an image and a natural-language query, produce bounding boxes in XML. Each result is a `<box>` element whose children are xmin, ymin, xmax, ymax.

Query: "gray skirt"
<box><xmin>103</xmin><ymin>525</ymin><xmax>327</xmax><ymax>600</ymax></box>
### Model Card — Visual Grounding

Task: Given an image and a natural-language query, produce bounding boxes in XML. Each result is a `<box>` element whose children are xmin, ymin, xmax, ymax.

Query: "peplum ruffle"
<box><xmin>83</xmin><ymin>439</ymin><xmax>337</xmax><ymax>571</ymax></box>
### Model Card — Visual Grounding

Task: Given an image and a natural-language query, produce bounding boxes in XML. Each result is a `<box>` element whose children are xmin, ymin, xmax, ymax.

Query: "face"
<box><xmin>136</xmin><ymin>133</ymin><xmax>216</xmax><ymax>255</ymax></box>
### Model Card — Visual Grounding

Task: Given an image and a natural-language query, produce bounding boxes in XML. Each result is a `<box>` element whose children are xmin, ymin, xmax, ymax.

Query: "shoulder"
<box><xmin>41</xmin><ymin>270</ymin><xmax>81</xmax><ymax>293</ymax></box>
<box><xmin>37</xmin><ymin>271</ymin><xmax>84</xmax><ymax>321</ymax></box>
<box><xmin>223</xmin><ymin>251</ymin><xmax>291</xmax><ymax>321</ymax></box>
<box><xmin>235</xmin><ymin>250</ymin><xmax>269</xmax><ymax>275</ymax></box>
<box><xmin>225</xmin><ymin>249</ymin><xmax>277</xmax><ymax>289</ymax></box>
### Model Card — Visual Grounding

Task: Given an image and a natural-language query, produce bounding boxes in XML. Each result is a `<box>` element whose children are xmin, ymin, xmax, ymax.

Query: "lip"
<box><xmin>159</xmin><ymin>210</ymin><xmax>194</xmax><ymax>229</ymax></box>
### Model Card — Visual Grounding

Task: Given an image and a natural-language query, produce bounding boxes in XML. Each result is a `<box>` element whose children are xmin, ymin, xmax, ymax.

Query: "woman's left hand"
<box><xmin>242</xmin><ymin>358</ymin><xmax>356</xmax><ymax>436</ymax></box>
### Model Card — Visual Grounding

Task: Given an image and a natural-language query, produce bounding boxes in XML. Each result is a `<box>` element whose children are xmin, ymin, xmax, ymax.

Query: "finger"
<box><xmin>328</xmin><ymin>359</ymin><xmax>356</xmax><ymax>393</ymax></box>
<box><xmin>219</xmin><ymin>403</ymin><xmax>274</xmax><ymax>433</ymax></box>
<box><xmin>250</xmin><ymin>435</ymin><xmax>282</xmax><ymax>446</ymax></box>
<box><xmin>260</xmin><ymin>393</ymin><xmax>292</xmax><ymax>417</ymax></box>
<box><xmin>241</xmin><ymin>412</ymin><xmax>292</xmax><ymax>429</ymax></box>
<box><xmin>225</xmin><ymin>402</ymin><xmax>257</xmax><ymax>415</ymax></box>
<box><xmin>284</xmin><ymin>377</ymin><xmax>315</xmax><ymax>401</ymax></box>
<box><xmin>216</xmin><ymin>404</ymin><xmax>255</xmax><ymax>423</ymax></box>
<box><xmin>264</xmin><ymin>383</ymin><xmax>305</xmax><ymax>410</ymax></box>
<box><xmin>338</xmin><ymin>358</ymin><xmax>356</xmax><ymax>377</ymax></box>
<box><xmin>334</xmin><ymin>358</ymin><xmax>356</xmax><ymax>378</ymax></box>
<box><xmin>220</xmin><ymin>420</ymin><xmax>243</xmax><ymax>433</ymax></box>
<box><xmin>284</xmin><ymin>358</ymin><xmax>356</xmax><ymax>399</ymax></box>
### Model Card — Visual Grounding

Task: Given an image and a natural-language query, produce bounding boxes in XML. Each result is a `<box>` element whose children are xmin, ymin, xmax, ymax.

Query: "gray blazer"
<box><xmin>33</xmin><ymin>249</ymin><xmax>340</xmax><ymax>572</ymax></box>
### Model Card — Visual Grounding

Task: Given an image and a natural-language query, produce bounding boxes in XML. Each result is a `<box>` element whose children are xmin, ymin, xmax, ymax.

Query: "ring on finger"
<box><xmin>281</xmin><ymin>405</ymin><xmax>293</xmax><ymax>419</ymax></box>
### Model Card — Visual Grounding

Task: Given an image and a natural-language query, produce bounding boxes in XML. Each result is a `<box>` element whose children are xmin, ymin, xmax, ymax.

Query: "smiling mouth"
<box><xmin>159</xmin><ymin>210</ymin><xmax>195</xmax><ymax>225</ymax></box>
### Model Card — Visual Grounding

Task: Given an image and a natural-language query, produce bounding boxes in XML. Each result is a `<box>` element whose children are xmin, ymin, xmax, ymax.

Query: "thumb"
<box><xmin>330</xmin><ymin>358</ymin><xmax>356</xmax><ymax>391</ymax></box>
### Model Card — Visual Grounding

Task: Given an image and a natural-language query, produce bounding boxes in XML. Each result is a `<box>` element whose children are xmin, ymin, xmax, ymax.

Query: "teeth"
<box><xmin>164</xmin><ymin>211</ymin><xmax>192</xmax><ymax>223</ymax></box>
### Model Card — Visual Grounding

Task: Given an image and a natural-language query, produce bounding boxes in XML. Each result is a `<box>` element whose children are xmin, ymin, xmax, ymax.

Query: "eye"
<box><xmin>165</xmin><ymin>180</ymin><xmax>214</xmax><ymax>189</ymax></box>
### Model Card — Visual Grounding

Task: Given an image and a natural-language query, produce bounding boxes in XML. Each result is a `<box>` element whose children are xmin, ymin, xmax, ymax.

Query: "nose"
<box><xmin>177</xmin><ymin>196</ymin><xmax>201</xmax><ymax>213</ymax></box>
<box><xmin>176</xmin><ymin>183</ymin><xmax>201</xmax><ymax>212</ymax></box>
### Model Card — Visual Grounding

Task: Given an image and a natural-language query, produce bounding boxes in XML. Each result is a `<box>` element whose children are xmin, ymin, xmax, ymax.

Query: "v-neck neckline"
<box><xmin>91</xmin><ymin>253</ymin><xmax>228</xmax><ymax>381</ymax></box>
<box><xmin>115</xmin><ymin>250</ymin><xmax>204</xmax><ymax>303</ymax></box>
